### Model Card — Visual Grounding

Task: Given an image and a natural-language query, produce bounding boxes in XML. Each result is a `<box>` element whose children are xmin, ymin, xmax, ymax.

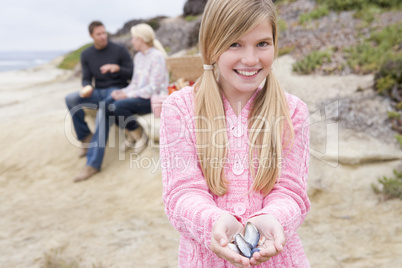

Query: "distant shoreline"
<box><xmin>0</xmin><ymin>50</ymin><xmax>67</xmax><ymax>73</ymax></box>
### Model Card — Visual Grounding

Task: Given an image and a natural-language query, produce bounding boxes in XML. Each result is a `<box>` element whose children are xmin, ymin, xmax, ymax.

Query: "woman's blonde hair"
<box><xmin>195</xmin><ymin>0</ymin><xmax>294</xmax><ymax>196</ymax></box>
<box><xmin>131</xmin><ymin>23</ymin><xmax>168</xmax><ymax>57</ymax></box>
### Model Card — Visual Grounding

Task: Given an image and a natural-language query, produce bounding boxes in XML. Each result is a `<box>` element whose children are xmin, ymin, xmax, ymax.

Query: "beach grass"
<box><xmin>40</xmin><ymin>247</ymin><xmax>107</xmax><ymax>268</ymax></box>
<box><xmin>40</xmin><ymin>247</ymin><xmax>80</xmax><ymax>268</ymax></box>
<box><xmin>372</xmin><ymin>169</ymin><xmax>402</xmax><ymax>200</ymax></box>
<box><xmin>346</xmin><ymin>22</ymin><xmax>402</xmax><ymax>74</ymax></box>
<box><xmin>299</xmin><ymin>4</ymin><xmax>330</xmax><ymax>24</ymax></box>
<box><xmin>292</xmin><ymin>50</ymin><xmax>332</xmax><ymax>74</ymax></box>
<box><xmin>316</xmin><ymin>0</ymin><xmax>401</xmax><ymax>12</ymax></box>
<box><xmin>58</xmin><ymin>43</ymin><xmax>92</xmax><ymax>70</ymax></box>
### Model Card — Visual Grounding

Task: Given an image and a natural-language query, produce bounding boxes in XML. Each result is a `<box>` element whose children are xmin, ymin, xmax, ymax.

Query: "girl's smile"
<box><xmin>235</xmin><ymin>69</ymin><xmax>261</xmax><ymax>77</ymax></box>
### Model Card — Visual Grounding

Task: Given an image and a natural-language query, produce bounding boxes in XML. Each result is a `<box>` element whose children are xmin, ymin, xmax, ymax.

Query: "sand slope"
<box><xmin>0</xmin><ymin>56</ymin><xmax>401</xmax><ymax>267</ymax></box>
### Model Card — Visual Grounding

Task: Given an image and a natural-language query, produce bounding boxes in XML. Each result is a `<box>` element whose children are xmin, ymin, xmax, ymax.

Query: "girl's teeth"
<box><xmin>237</xmin><ymin>70</ymin><xmax>258</xmax><ymax>76</ymax></box>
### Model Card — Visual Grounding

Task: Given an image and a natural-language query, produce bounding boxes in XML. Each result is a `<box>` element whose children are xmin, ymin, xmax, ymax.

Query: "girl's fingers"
<box><xmin>272</xmin><ymin>225</ymin><xmax>286</xmax><ymax>252</ymax></box>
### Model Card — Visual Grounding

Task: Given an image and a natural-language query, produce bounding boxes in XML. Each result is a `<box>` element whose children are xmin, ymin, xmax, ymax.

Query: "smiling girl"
<box><xmin>160</xmin><ymin>0</ymin><xmax>311</xmax><ymax>267</ymax></box>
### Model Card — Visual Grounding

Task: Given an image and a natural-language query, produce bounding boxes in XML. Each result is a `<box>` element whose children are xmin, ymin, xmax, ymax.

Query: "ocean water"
<box><xmin>0</xmin><ymin>50</ymin><xmax>66</xmax><ymax>73</ymax></box>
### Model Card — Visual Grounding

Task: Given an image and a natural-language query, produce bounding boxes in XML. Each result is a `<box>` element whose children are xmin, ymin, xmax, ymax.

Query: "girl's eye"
<box><xmin>257</xmin><ymin>42</ymin><xmax>269</xmax><ymax>47</ymax></box>
<box><xmin>230</xmin><ymin>43</ymin><xmax>240</xmax><ymax>48</ymax></box>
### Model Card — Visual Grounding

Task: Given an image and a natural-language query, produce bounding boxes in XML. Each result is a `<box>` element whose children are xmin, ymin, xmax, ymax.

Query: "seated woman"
<box><xmin>110</xmin><ymin>23</ymin><xmax>169</xmax><ymax>153</ymax></box>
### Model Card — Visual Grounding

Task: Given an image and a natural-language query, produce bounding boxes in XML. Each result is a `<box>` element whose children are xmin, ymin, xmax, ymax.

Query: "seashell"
<box><xmin>251</xmin><ymin>247</ymin><xmax>261</xmax><ymax>255</ymax></box>
<box><xmin>234</xmin><ymin>233</ymin><xmax>252</xmax><ymax>258</ymax></box>
<box><xmin>244</xmin><ymin>222</ymin><xmax>260</xmax><ymax>249</ymax></box>
<box><xmin>228</xmin><ymin>222</ymin><xmax>262</xmax><ymax>259</ymax></box>
<box><xmin>228</xmin><ymin>242</ymin><xmax>241</xmax><ymax>254</ymax></box>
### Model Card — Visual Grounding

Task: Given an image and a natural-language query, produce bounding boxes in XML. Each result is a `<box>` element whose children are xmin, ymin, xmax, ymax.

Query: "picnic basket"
<box><xmin>152</xmin><ymin>55</ymin><xmax>204</xmax><ymax>118</ymax></box>
<box><xmin>166</xmin><ymin>55</ymin><xmax>204</xmax><ymax>82</ymax></box>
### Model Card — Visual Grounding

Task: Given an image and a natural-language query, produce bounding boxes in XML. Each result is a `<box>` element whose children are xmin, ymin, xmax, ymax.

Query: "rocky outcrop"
<box><xmin>111</xmin><ymin>0</ymin><xmax>206</xmax><ymax>53</ymax></box>
<box><xmin>110</xmin><ymin>16</ymin><xmax>167</xmax><ymax>54</ymax></box>
<box><xmin>183</xmin><ymin>0</ymin><xmax>208</xmax><ymax>16</ymax></box>
<box><xmin>156</xmin><ymin>16</ymin><xmax>201</xmax><ymax>55</ymax></box>
<box><xmin>182</xmin><ymin>0</ymin><xmax>278</xmax><ymax>16</ymax></box>
<box><xmin>112</xmin><ymin>16</ymin><xmax>167</xmax><ymax>36</ymax></box>
<box><xmin>109</xmin><ymin>0</ymin><xmax>207</xmax><ymax>54</ymax></box>
<box><xmin>110</xmin><ymin>16</ymin><xmax>201</xmax><ymax>56</ymax></box>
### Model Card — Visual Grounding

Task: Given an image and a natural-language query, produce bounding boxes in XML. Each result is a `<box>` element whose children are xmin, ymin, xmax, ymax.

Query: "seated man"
<box><xmin>65</xmin><ymin>20</ymin><xmax>133</xmax><ymax>182</ymax></box>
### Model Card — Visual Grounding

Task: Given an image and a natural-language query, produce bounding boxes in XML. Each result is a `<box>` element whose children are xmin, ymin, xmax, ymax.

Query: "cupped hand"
<box><xmin>247</xmin><ymin>214</ymin><xmax>286</xmax><ymax>266</ymax></box>
<box><xmin>100</xmin><ymin>64</ymin><xmax>120</xmax><ymax>74</ymax></box>
<box><xmin>211</xmin><ymin>213</ymin><xmax>251</xmax><ymax>267</ymax></box>
<box><xmin>111</xmin><ymin>90</ymin><xmax>127</xmax><ymax>100</ymax></box>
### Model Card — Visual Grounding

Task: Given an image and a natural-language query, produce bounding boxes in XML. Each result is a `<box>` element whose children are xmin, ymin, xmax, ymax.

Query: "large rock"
<box><xmin>183</xmin><ymin>0</ymin><xmax>208</xmax><ymax>16</ymax></box>
<box><xmin>113</xmin><ymin>16</ymin><xmax>167</xmax><ymax>36</ymax></box>
<box><xmin>182</xmin><ymin>0</ymin><xmax>278</xmax><ymax>16</ymax></box>
<box><xmin>155</xmin><ymin>16</ymin><xmax>202</xmax><ymax>55</ymax></box>
<box><xmin>110</xmin><ymin>16</ymin><xmax>167</xmax><ymax>54</ymax></box>
<box><xmin>110</xmin><ymin>16</ymin><xmax>201</xmax><ymax>56</ymax></box>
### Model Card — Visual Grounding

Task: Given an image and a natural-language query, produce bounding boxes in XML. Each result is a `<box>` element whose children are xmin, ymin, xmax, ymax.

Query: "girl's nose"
<box><xmin>241</xmin><ymin>48</ymin><xmax>259</xmax><ymax>66</ymax></box>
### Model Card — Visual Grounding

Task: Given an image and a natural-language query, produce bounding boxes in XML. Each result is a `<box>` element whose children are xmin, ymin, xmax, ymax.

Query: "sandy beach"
<box><xmin>0</xmin><ymin>56</ymin><xmax>401</xmax><ymax>267</ymax></box>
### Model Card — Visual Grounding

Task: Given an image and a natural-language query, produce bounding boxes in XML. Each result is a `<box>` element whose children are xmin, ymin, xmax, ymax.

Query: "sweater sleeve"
<box><xmin>250</xmin><ymin>98</ymin><xmax>311</xmax><ymax>238</ymax></box>
<box><xmin>81</xmin><ymin>51</ymin><xmax>92</xmax><ymax>87</ymax></box>
<box><xmin>160</xmin><ymin>91</ymin><xmax>227</xmax><ymax>250</ymax></box>
<box><xmin>118</xmin><ymin>46</ymin><xmax>134</xmax><ymax>81</ymax></box>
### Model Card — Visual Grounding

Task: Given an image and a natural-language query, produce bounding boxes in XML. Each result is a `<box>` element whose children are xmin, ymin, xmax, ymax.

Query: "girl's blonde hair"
<box><xmin>195</xmin><ymin>0</ymin><xmax>294</xmax><ymax>196</ymax></box>
<box><xmin>131</xmin><ymin>23</ymin><xmax>168</xmax><ymax>57</ymax></box>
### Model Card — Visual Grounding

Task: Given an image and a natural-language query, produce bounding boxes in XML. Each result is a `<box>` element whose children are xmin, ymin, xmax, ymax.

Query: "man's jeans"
<box><xmin>65</xmin><ymin>87</ymin><xmax>117</xmax><ymax>170</ymax></box>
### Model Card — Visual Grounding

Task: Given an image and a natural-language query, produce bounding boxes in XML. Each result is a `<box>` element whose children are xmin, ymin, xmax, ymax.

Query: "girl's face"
<box><xmin>217</xmin><ymin>20</ymin><xmax>275</xmax><ymax>100</ymax></box>
<box><xmin>131</xmin><ymin>36</ymin><xmax>144</xmax><ymax>52</ymax></box>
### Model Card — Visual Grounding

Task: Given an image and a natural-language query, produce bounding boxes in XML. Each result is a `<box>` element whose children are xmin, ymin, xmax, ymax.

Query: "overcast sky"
<box><xmin>0</xmin><ymin>0</ymin><xmax>187</xmax><ymax>52</ymax></box>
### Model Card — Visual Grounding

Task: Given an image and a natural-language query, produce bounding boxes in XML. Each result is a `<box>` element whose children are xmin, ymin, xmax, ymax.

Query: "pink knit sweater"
<box><xmin>160</xmin><ymin>86</ymin><xmax>310</xmax><ymax>267</ymax></box>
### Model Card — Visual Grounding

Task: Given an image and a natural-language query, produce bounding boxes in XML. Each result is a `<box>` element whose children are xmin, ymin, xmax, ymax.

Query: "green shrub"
<box><xmin>388</xmin><ymin>111</ymin><xmax>401</xmax><ymax>119</ymax></box>
<box><xmin>58</xmin><ymin>43</ymin><xmax>92</xmax><ymax>70</ymax></box>
<box><xmin>346</xmin><ymin>23</ymin><xmax>402</xmax><ymax>74</ymax></box>
<box><xmin>185</xmin><ymin>15</ymin><xmax>198</xmax><ymax>22</ymax></box>
<box><xmin>316</xmin><ymin>0</ymin><xmax>401</xmax><ymax>12</ymax></box>
<box><xmin>376</xmin><ymin>76</ymin><xmax>397</xmax><ymax>94</ymax></box>
<box><xmin>370</xmin><ymin>23</ymin><xmax>402</xmax><ymax>48</ymax></box>
<box><xmin>345</xmin><ymin>43</ymin><xmax>385</xmax><ymax>73</ymax></box>
<box><xmin>372</xmin><ymin>169</ymin><xmax>402</xmax><ymax>200</ymax></box>
<box><xmin>318</xmin><ymin>0</ymin><xmax>366</xmax><ymax>11</ymax></box>
<box><xmin>276</xmin><ymin>0</ymin><xmax>296</xmax><ymax>4</ymax></box>
<box><xmin>147</xmin><ymin>18</ymin><xmax>160</xmax><ymax>30</ymax></box>
<box><xmin>354</xmin><ymin>5</ymin><xmax>382</xmax><ymax>25</ymax></box>
<box><xmin>292</xmin><ymin>50</ymin><xmax>332</xmax><ymax>74</ymax></box>
<box><xmin>277</xmin><ymin>19</ymin><xmax>287</xmax><ymax>33</ymax></box>
<box><xmin>374</xmin><ymin>58</ymin><xmax>402</xmax><ymax>96</ymax></box>
<box><xmin>299</xmin><ymin>5</ymin><xmax>330</xmax><ymax>24</ymax></box>
<box><xmin>396</xmin><ymin>134</ymin><xmax>402</xmax><ymax>146</ymax></box>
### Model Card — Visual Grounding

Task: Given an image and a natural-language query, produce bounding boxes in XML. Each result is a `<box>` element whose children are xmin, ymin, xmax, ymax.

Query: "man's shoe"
<box><xmin>73</xmin><ymin>166</ymin><xmax>99</xmax><ymax>182</ymax></box>
<box><xmin>78</xmin><ymin>133</ymin><xmax>93</xmax><ymax>158</ymax></box>
<box><xmin>133</xmin><ymin>128</ymin><xmax>148</xmax><ymax>154</ymax></box>
<box><xmin>120</xmin><ymin>127</ymin><xmax>148</xmax><ymax>154</ymax></box>
<box><xmin>120</xmin><ymin>129</ymin><xmax>136</xmax><ymax>152</ymax></box>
